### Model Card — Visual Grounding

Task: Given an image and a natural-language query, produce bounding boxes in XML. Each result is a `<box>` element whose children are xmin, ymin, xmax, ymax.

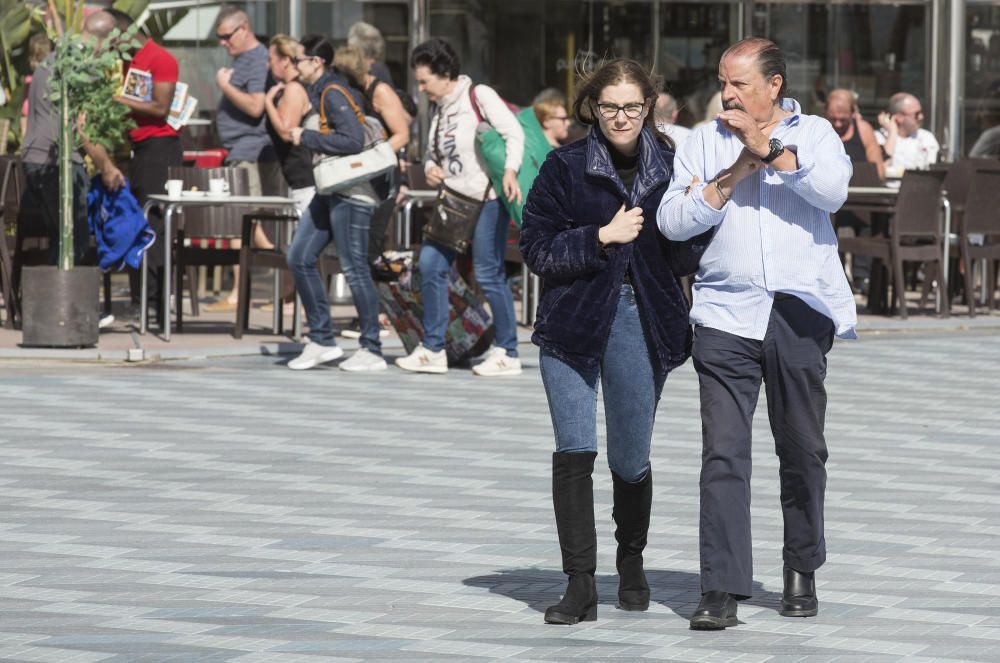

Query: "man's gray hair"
<box><xmin>347</xmin><ymin>21</ymin><xmax>385</xmax><ymax>61</ymax></box>
<box><xmin>216</xmin><ymin>5</ymin><xmax>249</xmax><ymax>30</ymax></box>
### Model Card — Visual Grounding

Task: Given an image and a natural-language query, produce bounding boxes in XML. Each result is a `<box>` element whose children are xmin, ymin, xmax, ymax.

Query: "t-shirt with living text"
<box><xmin>216</xmin><ymin>43</ymin><xmax>270</xmax><ymax>162</ymax></box>
<box><xmin>126</xmin><ymin>39</ymin><xmax>180</xmax><ymax>143</ymax></box>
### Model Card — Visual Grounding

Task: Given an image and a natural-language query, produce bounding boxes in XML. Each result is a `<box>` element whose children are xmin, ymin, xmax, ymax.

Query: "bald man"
<box><xmin>825</xmin><ymin>89</ymin><xmax>883</xmax><ymax>180</ymax></box>
<box><xmin>876</xmin><ymin>92</ymin><xmax>939</xmax><ymax>171</ymax></box>
<box><xmin>654</xmin><ymin>92</ymin><xmax>692</xmax><ymax>148</ymax></box>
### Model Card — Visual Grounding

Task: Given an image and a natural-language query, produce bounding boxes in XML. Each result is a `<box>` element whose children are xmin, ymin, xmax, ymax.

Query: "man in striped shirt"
<box><xmin>657</xmin><ymin>38</ymin><xmax>857</xmax><ymax>630</ymax></box>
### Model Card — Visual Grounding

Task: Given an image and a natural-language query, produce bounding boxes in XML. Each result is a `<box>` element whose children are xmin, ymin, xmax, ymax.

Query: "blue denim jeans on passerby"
<box><xmin>417</xmin><ymin>199</ymin><xmax>518</xmax><ymax>356</ymax></box>
<box><xmin>539</xmin><ymin>284</ymin><xmax>667</xmax><ymax>482</ymax></box>
<box><xmin>287</xmin><ymin>193</ymin><xmax>381</xmax><ymax>354</ymax></box>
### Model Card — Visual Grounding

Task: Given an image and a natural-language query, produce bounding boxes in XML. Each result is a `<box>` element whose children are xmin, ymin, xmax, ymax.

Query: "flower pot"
<box><xmin>21</xmin><ymin>265</ymin><xmax>99</xmax><ymax>348</ymax></box>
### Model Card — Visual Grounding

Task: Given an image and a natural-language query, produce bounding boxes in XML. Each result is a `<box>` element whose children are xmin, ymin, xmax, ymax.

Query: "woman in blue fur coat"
<box><xmin>519</xmin><ymin>59</ymin><xmax>708</xmax><ymax>625</ymax></box>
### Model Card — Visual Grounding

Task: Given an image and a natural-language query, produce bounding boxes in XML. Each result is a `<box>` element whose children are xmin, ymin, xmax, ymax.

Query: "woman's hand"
<box><xmin>598</xmin><ymin>204</ymin><xmax>644</xmax><ymax>245</ymax></box>
<box><xmin>425</xmin><ymin>164</ymin><xmax>445</xmax><ymax>187</ymax></box>
<box><xmin>290</xmin><ymin>127</ymin><xmax>304</xmax><ymax>146</ymax></box>
<box><xmin>877</xmin><ymin>111</ymin><xmax>896</xmax><ymax>135</ymax></box>
<box><xmin>265</xmin><ymin>83</ymin><xmax>284</xmax><ymax>104</ymax></box>
<box><xmin>502</xmin><ymin>168</ymin><xmax>522</xmax><ymax>205</ymax></box>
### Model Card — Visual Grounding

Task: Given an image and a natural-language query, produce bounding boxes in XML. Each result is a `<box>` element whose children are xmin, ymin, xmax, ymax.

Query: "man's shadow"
<box><xmin>463</xmin><ymin>568</ymin><xmax>781</xmax><ymax>619</ymax></box>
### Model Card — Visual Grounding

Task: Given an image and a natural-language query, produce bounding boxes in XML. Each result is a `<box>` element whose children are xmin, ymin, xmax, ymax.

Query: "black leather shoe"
<box><xmin>781</xmin><ymin>568</ymin><xmax>818</xmax><ymax>617</ymax></box>
<box><xmin>689</xmin><ymin>590</ymin><xmax>738</xmax><ymax>630</ymax></box>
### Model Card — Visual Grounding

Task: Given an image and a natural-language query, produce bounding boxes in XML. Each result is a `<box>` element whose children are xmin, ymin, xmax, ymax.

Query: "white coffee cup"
<box><xmin>208</xmin><ymin>178</ymin><xmax>229</xmax><ymax>196</ymax></box>
<box><xmin>165</xmin><ymin>179</ymin><xmax>183</xmax><ymax>198</ymax></box>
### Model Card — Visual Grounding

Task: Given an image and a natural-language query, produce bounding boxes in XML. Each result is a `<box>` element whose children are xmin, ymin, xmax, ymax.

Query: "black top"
<box><xmin>610</xmin><ymin>148</ymin><xmax>639</xmax><ymax>192</ymax></box>
<box><xmin>842</xmin><ymin>118</ymin><xmax>867</xmax><ymax>163</ymax></box>
<box><xmin>364</xmin><ymin>79</ymin><xmax>387</xmax><ymax>129</ymax></box>
<box><xmin>265</xmin><ymin>81</ymin><xmax>315</xmax><ymax>189</ymax></box>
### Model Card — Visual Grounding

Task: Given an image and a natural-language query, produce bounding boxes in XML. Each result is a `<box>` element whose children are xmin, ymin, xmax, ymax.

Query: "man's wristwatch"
<box><xmin>760</xmin><ymin>137</ymin><xmax>785</xmax><ymax>164</ymax></box>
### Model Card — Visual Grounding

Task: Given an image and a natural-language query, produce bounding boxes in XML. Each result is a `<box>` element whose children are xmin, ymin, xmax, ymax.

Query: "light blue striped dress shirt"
<box><xmin>657</xmin><ymin>98</ymin><xmax>858</xmax><ymax>341</ymax></box>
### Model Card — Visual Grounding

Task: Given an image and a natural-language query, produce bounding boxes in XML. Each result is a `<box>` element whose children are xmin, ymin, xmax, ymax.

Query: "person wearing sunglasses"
<box><xmin>520</xmin><ymin>59</ymin><xmax>707</xmax><ymax>625</ymax></box>
<box><xmin>532</xmin><ymin>88</ymin><xmax>571</xmax><ymax>148</ymax></box>
<box><xmin>207</xmin><ymin>7</ymin><xmax>282</xmax><ymax>313</ymax></box>
<box><xmin>876</xmin><ymin>92</ymin><xmax>939</xmax><ymax>173</ymax></box>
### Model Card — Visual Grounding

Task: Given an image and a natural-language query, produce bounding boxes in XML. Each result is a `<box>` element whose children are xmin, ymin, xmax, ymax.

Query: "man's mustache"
<box><xmin>722</xmin><ymin>100</ymin><xmax>747</xmax><ymax>112</ymax></box>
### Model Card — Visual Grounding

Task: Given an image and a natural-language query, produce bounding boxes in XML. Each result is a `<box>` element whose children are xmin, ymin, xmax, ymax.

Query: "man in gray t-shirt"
<box><xmin>208</xmin><ymin>6</ymin><xmax>282</xmax><ymax>310</ymax></box>
<box><xmin>214</xmin><ymin>7</ymin><xmax>277</xmax><ymax>194</ymax></box>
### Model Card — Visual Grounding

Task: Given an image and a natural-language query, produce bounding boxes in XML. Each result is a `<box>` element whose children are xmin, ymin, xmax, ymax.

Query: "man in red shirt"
<box><xmin>105</xmin><ymin>8</ymin><xmax>183</xmax><ymax>321</ymax></box>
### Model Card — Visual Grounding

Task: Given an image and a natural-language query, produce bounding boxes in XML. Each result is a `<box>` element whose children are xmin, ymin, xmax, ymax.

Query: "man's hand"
<box><xmin>598</xmin><ymin>204</ymin><xmax>644</xmax><ymax>245</ymax></box>
<box><xmin>216</xmin><ymin>67</ymin><xmax>234</xmax><ymax>88</ymax></box>
<box><xmin>877</xmin><ymin>111</ymin><xmax>897</xmax><ymax>135</ymax></box>
<box><xmin>717</xmin><ymin>108</ymin><xmax>770</xmax><ymax>158</ymax></box>
<box><xmin>289</xmin><ymin>127</ymin><xmax>304</xmax><ymax>146</ymax></box>
<box><xmin>425</xmin><ymin>164</ymin><xmax>445</xmax><ymax>187</ymax></box>
<box><xmin>102</xmin><ymin>166</ymin><xmax>126</xmax><ymax>192</ymax></box>
<box><xmin>502</xmin><ymin>168</ymin><xmax>522</xmax><ymax>205</ymax></box>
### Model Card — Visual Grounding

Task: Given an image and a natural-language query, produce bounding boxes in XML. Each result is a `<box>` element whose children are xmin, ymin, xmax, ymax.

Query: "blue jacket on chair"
<box><xmin>87</xmin><ymin>176</ymin><xmax>156</xmax><ymax>272</ymax></box>
<box><xmin>519</xmin><ymin>126</ymin><xmax>710</xmax><ymax>373</ymax></box>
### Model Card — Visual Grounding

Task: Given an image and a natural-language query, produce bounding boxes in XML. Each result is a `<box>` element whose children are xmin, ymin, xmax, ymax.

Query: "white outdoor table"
<box><xmin>140</xmin><ymin>193</ymin><xmax>299</xmax><ymax>340</ymax></box>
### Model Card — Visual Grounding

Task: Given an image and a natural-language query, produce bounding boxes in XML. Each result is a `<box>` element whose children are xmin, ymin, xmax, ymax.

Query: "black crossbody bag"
<box><xmin>422</xmin><ymin>105</ymin><xmax>491</xmax><ymax>253</ymax></box>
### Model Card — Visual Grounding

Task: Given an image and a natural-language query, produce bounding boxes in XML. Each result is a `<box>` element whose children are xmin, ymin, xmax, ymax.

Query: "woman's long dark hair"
<box><xmin>572</xmin><ymin>58</ymin><xmax>673</xmax><ymax>148</ymax></box>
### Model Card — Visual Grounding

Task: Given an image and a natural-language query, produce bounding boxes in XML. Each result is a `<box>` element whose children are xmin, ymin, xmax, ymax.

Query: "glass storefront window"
<box><xmin>964</xmin><ymin>2</ymin><xmax>1000</xmax><ymax>156</ymax></box>
<box><xmin>753</xmin><ymin>1</ymin><xmax>930</xmax><ymax>122</ymax></box>
<box><xmin>428</xmin><ymin>0</ymin><xmax>741</xmax><ymax>125</ymax></box>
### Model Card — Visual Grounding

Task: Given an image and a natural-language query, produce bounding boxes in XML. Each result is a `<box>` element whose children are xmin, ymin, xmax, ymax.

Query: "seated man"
<box><xmin>876</xmin><ymin>92</ymin><xmax>940</xmax><ymax>172</ymax></box>
<box><xmin>825</xmin><ymin>89</ymin><xmax>883</xmax><ymax>180</ymax></box>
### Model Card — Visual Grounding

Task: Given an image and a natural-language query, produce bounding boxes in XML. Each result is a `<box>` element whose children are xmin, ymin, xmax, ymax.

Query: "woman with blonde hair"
<box><xmin>264</xmin><ymin>34</ymin><xmax>315</xmax><ymax>212</ymax></box>
<box><xmin>334</xmin><ymin>44</ymin><xmax>411</xmax><ymax>157</ymax></box>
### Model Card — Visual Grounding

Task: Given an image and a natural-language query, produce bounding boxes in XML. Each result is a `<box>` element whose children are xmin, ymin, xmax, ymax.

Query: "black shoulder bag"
<box><xmin>422</xmin><ymin>104</ymin><xmax>491</xmax><ymax>253</ymax></box>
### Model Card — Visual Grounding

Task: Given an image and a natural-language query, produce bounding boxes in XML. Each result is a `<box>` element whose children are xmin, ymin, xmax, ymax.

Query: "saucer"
<box><xmin>181</xmin><ymin>190</ymin><xmax>206</xmax><ymax>197</ymax></box>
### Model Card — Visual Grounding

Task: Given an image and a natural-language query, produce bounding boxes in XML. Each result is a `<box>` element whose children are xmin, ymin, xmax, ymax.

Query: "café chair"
<box><xmin>839</xmin><ymin>169</ymin><xmax>948</xmax><ymax>318</ymax></box>
<box><xmin>959</xmin><ymin>168</ymin><xmax>1000</xmax><ymax>316</ymax></box>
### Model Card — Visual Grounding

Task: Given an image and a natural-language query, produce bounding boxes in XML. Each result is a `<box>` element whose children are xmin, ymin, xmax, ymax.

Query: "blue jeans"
<box><xmin>288</xmin><ymin>194</ymin><xmax>381</xmax><ymax>354</ymax></box>
<box><xmin>539</xmin><ymin>285</ymin><xmax>667</xmax><ymax>482</ymax></box>
<box><xmin>418</xmin><ymin>199</ymin><xmax>518</xmax><ymax>356</ymax></box>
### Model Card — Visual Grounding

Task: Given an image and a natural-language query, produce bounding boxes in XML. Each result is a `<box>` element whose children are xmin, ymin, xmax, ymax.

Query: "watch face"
<box><xmin>769</xmin><ymin>138</ymin><xmax>783</xmax><ymax>152</ymax></box>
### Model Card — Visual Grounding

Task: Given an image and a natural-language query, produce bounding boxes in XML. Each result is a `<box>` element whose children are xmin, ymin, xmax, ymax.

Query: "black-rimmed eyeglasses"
<box><xmin>595</xmin><ymin>102</ymin><xmax>645</xmax><ymax>119</ymax></box>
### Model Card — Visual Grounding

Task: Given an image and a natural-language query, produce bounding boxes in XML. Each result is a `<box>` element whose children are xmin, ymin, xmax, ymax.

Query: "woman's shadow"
<box><xmin>463</xmin><ymin>568</ymin><xmax>781</xmax><ymax>619</ymax></box>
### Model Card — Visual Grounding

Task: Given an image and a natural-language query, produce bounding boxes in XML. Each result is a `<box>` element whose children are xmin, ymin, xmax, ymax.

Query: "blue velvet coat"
<box><xmin>519</xmin><ymin>126</ymin><xmax>710</xmax><ymax>373</ymax></box>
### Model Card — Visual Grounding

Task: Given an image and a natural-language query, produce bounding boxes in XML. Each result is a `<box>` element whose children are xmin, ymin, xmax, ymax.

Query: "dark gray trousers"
<box><xmin>692</xmin><ymin>294</ymin><xmax>835</xmax><ymax>598</ymax></box>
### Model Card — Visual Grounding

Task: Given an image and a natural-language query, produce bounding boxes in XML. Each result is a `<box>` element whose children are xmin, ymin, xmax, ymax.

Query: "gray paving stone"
<box><xmin>0</xmin><ymin>331</ymin><xmax>998</xmax><ymax>660</ymax></box>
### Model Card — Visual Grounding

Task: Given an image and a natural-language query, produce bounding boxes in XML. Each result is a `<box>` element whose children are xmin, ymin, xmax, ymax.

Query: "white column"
<box><xmin>289</xmin><ymin>0</ymin><xmax>305</xmax><ymax>39</ymax></box>
<box><xmin>948</xmin><ymin>0</ymin><xmax>965</xmax><ymax>160</ymax></box>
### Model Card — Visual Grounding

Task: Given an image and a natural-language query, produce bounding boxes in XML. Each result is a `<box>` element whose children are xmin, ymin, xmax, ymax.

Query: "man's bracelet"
<box><xmin>713</xmin><ymin>177</ymin><xmax>730</xmax><ymax>205</ymax></box>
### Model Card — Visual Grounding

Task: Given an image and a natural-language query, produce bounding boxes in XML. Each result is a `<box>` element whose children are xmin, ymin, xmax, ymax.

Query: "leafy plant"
<box><xmin>46</xmin><ymin>0</ymin><xmax>140</xmax><ymax>269</ymax></box>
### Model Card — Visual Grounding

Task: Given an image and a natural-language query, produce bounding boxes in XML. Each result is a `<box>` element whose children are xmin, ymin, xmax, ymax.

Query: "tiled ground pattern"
<box><xmin>0</xmin><ymin>332</ymin><xmax>998</xmax><ymax>661</ymax></box>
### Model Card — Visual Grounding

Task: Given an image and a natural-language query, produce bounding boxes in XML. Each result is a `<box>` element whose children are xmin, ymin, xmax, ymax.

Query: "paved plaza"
<box><xmin>0</xmin><ymin>330</ymin><xmax>998</xmax><ymax>662</ymax></box>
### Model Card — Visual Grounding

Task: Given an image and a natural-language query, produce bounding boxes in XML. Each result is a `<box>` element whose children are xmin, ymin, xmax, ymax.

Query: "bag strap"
<box><xmin>318</xmin><ymin>83</ymin><xmax>365</xmax><ymax>135</ymax></box>
<box><xmin>468</xmin><ymin>85</ymin><xmax>485</xmax><ymax>125</ymax></box>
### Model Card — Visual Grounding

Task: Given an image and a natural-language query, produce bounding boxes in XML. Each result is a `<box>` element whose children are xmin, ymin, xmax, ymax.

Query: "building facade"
<box><xmin>157</xmin><ymin>0</ymin><xmax>998</xmax><ymax>159</ymax></box>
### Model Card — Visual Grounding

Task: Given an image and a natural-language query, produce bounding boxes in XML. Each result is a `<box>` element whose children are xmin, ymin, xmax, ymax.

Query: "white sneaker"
<box><xmin>472</xmin><ymin>347</ymin><xmax>522</xmax><ymax>377</ymax></box>
<box><xmin>287</xmin><ymin>342</ymin><xmax>344</xmax><ymax>370</ymax></box>
<box><xmin>339</xmin><ymin>347</ymin><xmax>388</xmax><ymax>372</ymax></box>
<box><xmin>395</xmin><ymin>345</ymin><xmax>448</xmax><ymax>374</ymax></box>
<box><xmin>98</xmin><ymin>314</ymin><xmax>115</xmax><ymax>329</ymax></box>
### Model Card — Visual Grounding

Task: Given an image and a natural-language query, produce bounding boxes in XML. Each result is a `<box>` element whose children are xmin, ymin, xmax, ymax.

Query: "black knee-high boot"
<box><xmin>544</xmin><ymin>451</ymin><xmax>598</xmax><ymax>625</ymax></box>
<box><xmin>612</xmin><ymin>468</ymin><xmax>652</xmax><ymax>611</ymax></box>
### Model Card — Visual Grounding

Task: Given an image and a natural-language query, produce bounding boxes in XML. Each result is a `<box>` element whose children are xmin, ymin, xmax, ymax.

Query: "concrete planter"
<box><xmin>21</xmin><ymin>265</ymin><xmax>99</xmax><ymax>348</ymax></box>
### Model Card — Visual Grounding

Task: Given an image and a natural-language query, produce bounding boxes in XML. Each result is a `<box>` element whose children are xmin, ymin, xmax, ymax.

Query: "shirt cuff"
<box><xmin>773</xmin><ymin>147</ymin><xmax>816</xmax><ymax>186</ymax></box>
<box><xmin>690</xmin><ymin>182</ymin><xmax>728</xmax><ymax>227</ymax></box>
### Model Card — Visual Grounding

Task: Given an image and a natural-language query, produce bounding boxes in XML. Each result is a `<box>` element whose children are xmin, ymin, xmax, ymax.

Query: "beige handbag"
<box><xmin>311</xmin><ymin>83</ymin><xmax>397</xmax><ymax>195</ymax></box>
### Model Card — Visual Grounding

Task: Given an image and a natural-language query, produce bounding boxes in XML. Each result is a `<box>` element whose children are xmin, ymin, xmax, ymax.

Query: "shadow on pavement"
<box><xmin>464</xmin><ymin>567</ymin><xmax>781</xmax><ymax>619</ymax></box>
